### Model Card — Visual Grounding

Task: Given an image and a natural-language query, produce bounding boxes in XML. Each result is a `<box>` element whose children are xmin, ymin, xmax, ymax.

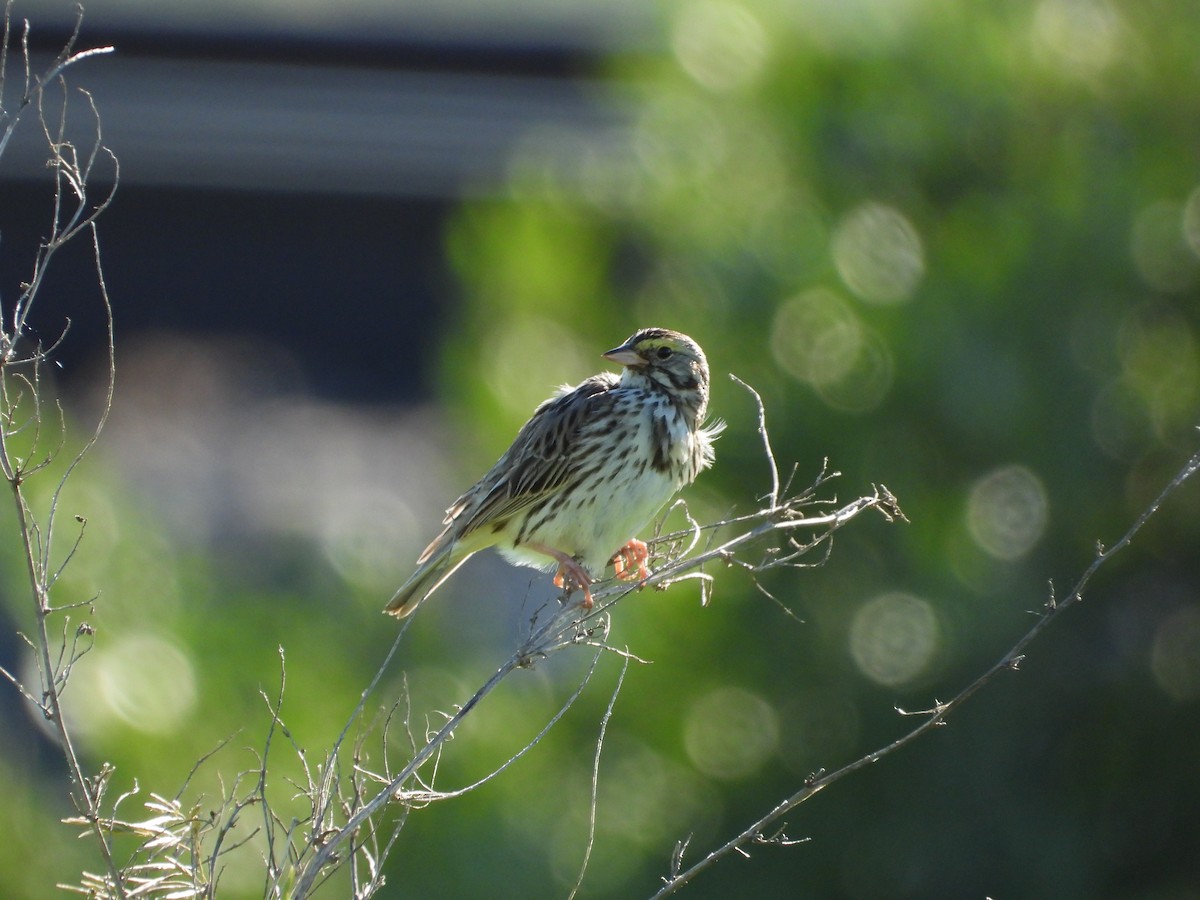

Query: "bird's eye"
<box><xmin>655</xmin><ymin>346</ymin><xmax>674</xmax><ymax>361</ymax></box>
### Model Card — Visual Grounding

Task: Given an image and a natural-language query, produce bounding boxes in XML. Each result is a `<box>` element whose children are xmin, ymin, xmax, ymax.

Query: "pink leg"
<box><xmin>524</xmin><ymin>542</ymin><xmax>594</xmax><ymax>608</ymax></box>
<box><xmin>611</xmin><ymin>538</ymin><xmax>651</xmax><ymax>582</ymax></box>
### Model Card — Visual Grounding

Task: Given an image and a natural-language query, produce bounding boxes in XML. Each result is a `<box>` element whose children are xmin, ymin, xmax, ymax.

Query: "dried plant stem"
<box><xmin>651</xmin><ymin>446</ymin><xmax>1200</xmax><ymax>897</ymax></box>
<box><xmin>287</xmin><ymin>613</ymin><xmax>611</xmax><ymax>898</ymax></box>
<box><xmin>568</xmin><ymin>654</ymin><xmax>630</xmax><ymax>900</ymax></box>
<box><xmin>5</xmin><ymin>446</ymin><xmax>125</xmax><ymax>883</ymax></box>
<box><xmin>1</xmin><ymin>235</ymin><xmax>123</xmax><ymax>896</ymax></box>
<box><xmin>279</xmin><ymin>372</ymin><xmax>896</xmax><ymax>898</ymax></box>
<box><xmin>0</xmin><ymin>4</ymin><xmax>121</xmax><ymax>895</ymax></box>
<box><xmin>286</xmin><ymin>469</ymin><xmax>893</xmax><ymax>896</ymax></box>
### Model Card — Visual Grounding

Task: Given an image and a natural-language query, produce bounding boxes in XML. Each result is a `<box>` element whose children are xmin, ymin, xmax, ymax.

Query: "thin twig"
<box><xmin>730</xmin><ymin>374</ymin><xmax>779</xmax><ymax>509</ymax></box>
<box><xmin>287</xmin><ymin>386</ymin><xmax>889</xmax><ymax>897</ymax></box>
<box><xmin>568</xmin><ymin>654</ymin><xmax>629</xmax><ymax>900</ymax></box>
<box><xmin>313</xmin><ymin>620</ymin><xmax>411</xmax><ymax>840</ymax></box>
<box><xmin>0</xmin><ymin>1</ymin><xmax>113</xmax><ymax>164</ymax></box>
<box><xmin>651</xmin><ymin>445</ymin><xmax>1200</xmax><ymax>897</ymax></box>
<box><xmin>289</xmin><ymin>606</ymin><xmax>616</xmax><ymax>898</ymax></box>
<box><xmin>0</xmin><ymin>10</ymin><xmax>124</xmax><ymax>893</ymax></box>
<box><xmin>377</xmin><ymin>641</ymin><xmax>611</xmax><ymax>806</ymax></box>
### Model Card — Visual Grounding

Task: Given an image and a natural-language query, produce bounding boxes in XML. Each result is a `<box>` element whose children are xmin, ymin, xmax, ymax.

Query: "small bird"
<box><xmin>385</xmin><ymin>327</ymin><xmax>721</xmax><ymax>618</ymax></box>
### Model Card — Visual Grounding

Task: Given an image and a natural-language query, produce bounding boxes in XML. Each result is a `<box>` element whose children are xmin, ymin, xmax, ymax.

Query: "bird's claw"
<box><xmin>553</xmin><ymin>560</ymin><xmax>595</xmax><ymax>608</ymax></box>
<box><xmin>611</xmin><ymin>539</ymin><xmax>651</xmax><ymax>582</ymax></box>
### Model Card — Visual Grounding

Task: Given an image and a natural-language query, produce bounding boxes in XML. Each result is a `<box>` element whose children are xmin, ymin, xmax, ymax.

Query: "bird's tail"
<box><xmin>384</xmin><ymin>545</ymin><xmax>474</xmax><ymax>618</ymax></box>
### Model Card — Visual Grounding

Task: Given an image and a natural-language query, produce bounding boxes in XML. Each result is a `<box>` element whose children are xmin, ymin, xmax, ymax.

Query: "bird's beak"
<box><xmin>603</xmin><ymin>341</ymin><xmax>645</xmax><ymax>367</ymax></box>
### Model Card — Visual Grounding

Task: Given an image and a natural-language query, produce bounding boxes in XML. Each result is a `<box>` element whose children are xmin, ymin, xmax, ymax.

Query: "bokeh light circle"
<box><xmin>966</xmin><ymin>464</ymin><xmax>1049</xmax><ymax>560</ymax></box>
<box><xmin>832</xmin><ymin>202</ymin><xmax>925</xmax><ymax>305</ymax></box>
<box><xmin>813</xmin><ymin>325</ymin><xmax>895</xmax><ymax>413</ymax></box>
<box><xmin>96</xmin><ymin>632</ymin><xmax>197</xmax><ymax>735</ymax></box>
<box><xmin>322</xmin><ymin>490</ymin><xmax>419</xmax><ymax>593</ymax></box>
<box><xmin>1150</xmin><ymin>608</ymin><xmax>1200</xmax><ymax>702</ymax></box>
<box><xmin>1130</xmin><ymin>200</ymin><xmax>1198</xmax><ymax>293</ymax></box>
<box><xmin>849</xmin><ymin>592</ymin><xmax>940</xmax><ymax>687</ymax></box>
<box><xmin>672</xmin><ymin>0</ymin><xmax>768</xmax><ymax>93</ymax></box>
<box><xmin>1116</xmin><ymin>304</ymin><xmax>1200</xmax><ymax>437</ymax></box>
<box><xmin>485</xmin><ymin>317</ymin><xmax>592</xmax><ymax>420</ymax></box>
<box><xmin>1031</xmin><ymin>0</ymin><xmax>1123</xmax><ymax>80</ymax></box>
<box><xmin>771</xmin><ymin>289</ymin><xmax>864</xmax><ymax>387</ymax></box>
<box><xmin>683</xmin><ymin>686</ymin><xmax>780</xmax><ymax>779</ymax></box>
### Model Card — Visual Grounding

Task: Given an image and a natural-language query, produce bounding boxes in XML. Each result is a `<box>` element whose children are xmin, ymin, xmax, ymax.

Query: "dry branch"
<box><xmin>650</xmin><ymin>444</ymin><xmax>1200</xmax><ymax>897</ymax></box>
<box><xmin>0</xmin><ymin>4</ymin><xmax>121</xmax><ymax>895</ymax></box>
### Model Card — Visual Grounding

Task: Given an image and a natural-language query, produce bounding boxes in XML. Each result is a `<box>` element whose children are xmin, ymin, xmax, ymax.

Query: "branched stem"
<box><xmin>650</xmin><ymin>445</ymin><xmax>1200</xmax><ymax>897</ymax></box>
<box><xmin>0</xmin><ymin>5</ymin><xmax>122</xmax><ymax>896</ymax></box>
<box><xmin>286</xmin><ymin>389</ymin><xmax>894</xmax><ymax>898</ymax></box>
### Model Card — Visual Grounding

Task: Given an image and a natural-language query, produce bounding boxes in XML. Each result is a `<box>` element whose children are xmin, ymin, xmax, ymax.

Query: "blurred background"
<box><xmin>2</xmin><ymin>0</ymin><xmax>1199</xmax><ymax>896</ymax></box>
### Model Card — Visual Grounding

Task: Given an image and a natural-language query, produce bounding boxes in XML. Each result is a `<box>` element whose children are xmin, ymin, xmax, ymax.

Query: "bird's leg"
<box><xmin>553</xmin><ymin>565</ymin><xmax>594</xmax><ymax>609</ymax></box>
<box><xmin>524</xmin><ymin>541</ymin><xmax>594</xmax><ymax>608</ymax></box>
<box><xmin>611</xmin><ymin>539</ymin><xmax>651</xmax><ymax>582</ymax></box>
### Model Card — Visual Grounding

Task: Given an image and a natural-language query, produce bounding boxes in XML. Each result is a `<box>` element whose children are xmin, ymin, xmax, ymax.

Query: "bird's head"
<box><xmin>603</xmin><ymin>328</ymin><xmax>710</xmax><ymax>405</ymax></box>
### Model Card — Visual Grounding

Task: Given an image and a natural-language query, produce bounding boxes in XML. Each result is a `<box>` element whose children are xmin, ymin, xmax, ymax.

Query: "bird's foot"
<box><xmin>611</xmin><ymin>539</ymin><xmax>651</xmax><ymax>582</ymax></box>
<box><xmin>552</xmin><ymin>559</ymin><xmax>595</xmax><ymax>608</ymax></box>
<box><xmin>526</xmin><ymin>541</ymin><xmax>595</xmax><ymax>608</ymax></box>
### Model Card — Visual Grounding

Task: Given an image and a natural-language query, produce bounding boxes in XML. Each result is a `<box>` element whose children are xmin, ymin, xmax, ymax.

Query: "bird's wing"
<box><xmin>415</xmin><ymin>373</ymin><xmax>619</xmax><ymax>564</ymax></box>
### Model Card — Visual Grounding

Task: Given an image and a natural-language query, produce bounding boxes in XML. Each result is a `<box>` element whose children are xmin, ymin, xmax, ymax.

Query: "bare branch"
<box><xmin>649</xmin><ymin>445</ymin><xmax>1200</xmax><ymax>898</ymax></box>
<box><xmin>0</xmin><ymin>1</ymin><xmax>113</xmax><ymax>164</ymax></box>
<box><xmin>730</xmin><ymin>374</ymin><xmax>779</xmax><ymax>508</ymax></box>
<box><xmin>0</xmin><ymin>8</ymin><xmax>124</xmax><ymax>895</ymax></box>
<box><xmin>372</xmin><ymin>642</ymin><xmax>609</xmax><ymax>807</ymax></box>
<box><xmin>568</xmin><ymin>654</ymin><xmax>629</xmax><ymax>900</ymax></box>
<box><xmin>282</xmin><ymin>390</ymin><xmax>891</xmax><ymax>898</ymax></box>
<box><xmin>288</xmin><ymin>617</ymin><xmax>617</xmax><ymax>897</ymax></box>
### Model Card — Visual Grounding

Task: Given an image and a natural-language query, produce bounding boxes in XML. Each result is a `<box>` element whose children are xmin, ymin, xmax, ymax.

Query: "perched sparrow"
<box><xmin>385</xmin><ymin>328</ymin><xmax>720</xmax><ymax>617</ymax></box>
